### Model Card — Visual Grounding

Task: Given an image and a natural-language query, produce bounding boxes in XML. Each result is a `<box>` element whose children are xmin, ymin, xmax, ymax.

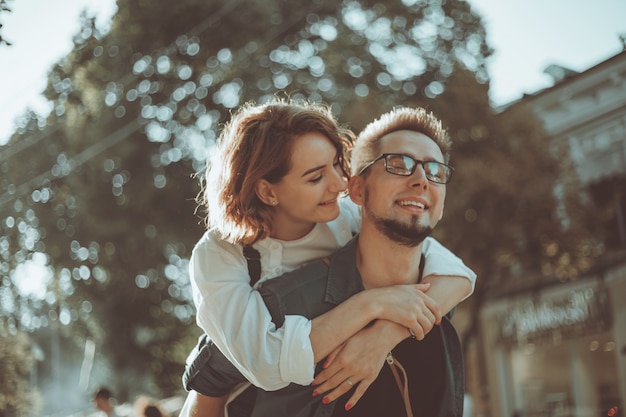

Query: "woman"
<box><xmin>181</xmin><ymin>98</ymin><xmax>475</xmax><ymax>416</ymax></box>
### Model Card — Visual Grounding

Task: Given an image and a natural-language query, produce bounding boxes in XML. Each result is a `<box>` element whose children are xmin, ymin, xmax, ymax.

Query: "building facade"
<box><xmin>478</xmin><ymin>49</ymin><xmax>626</xmax><ymax>417</ymax></box>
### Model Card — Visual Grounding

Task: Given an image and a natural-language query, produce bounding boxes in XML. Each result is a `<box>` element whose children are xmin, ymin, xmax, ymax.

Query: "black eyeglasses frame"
<box><xmin>357</xmin><ymin>153</ymin><xmax>454</xmax><ymax>184</ymax></box>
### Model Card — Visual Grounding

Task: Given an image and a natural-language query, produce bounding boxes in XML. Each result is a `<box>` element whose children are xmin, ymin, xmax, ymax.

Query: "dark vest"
<box><xmin>250</xmin><ymin>238</ymin><xmax>465</xmax><ymax>417</ymax></box>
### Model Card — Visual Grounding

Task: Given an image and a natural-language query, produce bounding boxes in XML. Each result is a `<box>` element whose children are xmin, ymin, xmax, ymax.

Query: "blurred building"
<box><xmin>478</xmin><ymin>48</ymin><xmax>626</xmax><ymax>417</ymax></box>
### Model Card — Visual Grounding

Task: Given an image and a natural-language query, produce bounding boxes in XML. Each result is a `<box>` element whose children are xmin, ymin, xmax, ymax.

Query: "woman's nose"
<box><xmin>331</xmin><ymin>169</ymin><xmax>348</xmax><ymax>192</ymax></box>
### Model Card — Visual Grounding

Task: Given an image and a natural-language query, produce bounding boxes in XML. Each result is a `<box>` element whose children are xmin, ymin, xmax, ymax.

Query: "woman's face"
<box><xmin>266</xmin><ymin>132</ymin><xmax>348</xmax><ymax>241</ymax></box>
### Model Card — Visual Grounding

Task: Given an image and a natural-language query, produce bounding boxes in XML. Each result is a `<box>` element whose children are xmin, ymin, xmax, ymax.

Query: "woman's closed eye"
<box><xmin>309</xmin><ymin>174</ymin><xmax>323</xmax><ymax>183</ymax></box>
<box><xmin>308</xmin><ymin>158</ymin><xmax>341</xmax><ymax>183</ymax></box>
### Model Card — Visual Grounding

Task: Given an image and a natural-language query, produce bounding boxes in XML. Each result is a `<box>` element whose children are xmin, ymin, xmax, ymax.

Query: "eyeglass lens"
<box><xmin>384</xmin><ymin>154</ymin><xmax>450</xmax><ymax>183</ymax></box>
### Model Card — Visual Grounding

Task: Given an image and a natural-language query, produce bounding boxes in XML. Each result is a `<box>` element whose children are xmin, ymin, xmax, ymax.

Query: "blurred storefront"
<box><xmin>479</xmin><ymin>255</ymin><xmax>626</xmax><ymax>417</ymax></box>
<box><xmin>477</xmin><ymin>46</ymin><xmax>626</xmax><ymax>417</ymax></box>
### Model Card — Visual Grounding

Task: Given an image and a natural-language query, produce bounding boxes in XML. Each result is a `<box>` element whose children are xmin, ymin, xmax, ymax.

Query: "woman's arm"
<box><xmin>422</xmin><ymin>237</ymin><xmax>476</xmax><ymax>297</ymax></box>
<box><xmin>190</xmin><ymin>234</ymin><xmax>312</xmax><ymax>390</ymax></box>
<box><xmin>309</xmin><ymin>236</ymin><xmax>474</xmax><ymax>364</ymax></box>
<box><xmin>422</xmin><ymin>274</ymin><xmax>471</xmax><ymax>314</ymax></box>
<box><xmin>311</xmin><ymin>273</ymin><xmax>472</xmax><ymax>408</ymax></box>
<box><xmin>308</xmin><ymin>282</ymin><xmax>439</xmax><ymax>362</ymax></box>
<box><xmin>312</xmin><ymin>319</ymin><xmax>408</xmax><ymax>408</ymax></box>
<box><xmin>191</xmin><ymin>234</ymin><xmax>442</xmax><ymax>391</ymax></box>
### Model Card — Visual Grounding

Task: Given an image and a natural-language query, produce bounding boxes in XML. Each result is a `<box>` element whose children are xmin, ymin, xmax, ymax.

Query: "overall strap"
<box><xmin>386</xmin><ymin>353</ymin><xmax>414</xmax><ymax>417</ymax></box>
<box><xmin>243</xmin><ymin>245</ymin><xmax>262</xmax><ymax>286</ymax></box>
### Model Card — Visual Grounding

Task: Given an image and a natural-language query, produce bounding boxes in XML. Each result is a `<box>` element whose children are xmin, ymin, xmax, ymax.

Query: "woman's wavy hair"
<box><xmin>199</xmin><ymin>98</ymin><xmax>354</xmax><ymax>245</ymax></box>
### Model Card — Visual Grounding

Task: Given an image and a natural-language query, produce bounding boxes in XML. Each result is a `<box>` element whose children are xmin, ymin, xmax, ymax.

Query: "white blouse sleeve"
<box><xmin>421</xmin><ymin>236</ymin><xmax>477</xmax><ymax>298</ymax></box>
<box><xmin>190</xmin><ymin>232</ymin><xmax>315</xmax><ymax>390</ymax></box>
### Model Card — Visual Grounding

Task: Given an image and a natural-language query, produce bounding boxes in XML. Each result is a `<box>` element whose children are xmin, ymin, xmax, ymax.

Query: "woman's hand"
<box><xmin>309</xmin><ymin>282</ymin><xmax>440</xmax><ymax>363</ymax></box>
<box><xmin>365</xmin><ymin>283</ymin><xmax>441</xmax><ymax>340</ymax></box>
<box><xmin>310</xmin><ymin>320</ymin><xmax>408</xmax><ymax>411</ymax></box>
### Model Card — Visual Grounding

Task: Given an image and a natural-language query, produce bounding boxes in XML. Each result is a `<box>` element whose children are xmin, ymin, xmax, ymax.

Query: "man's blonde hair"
<box><xmin>351</xmin><ymin>107</ymin><xmax>451</xmax><ymax>176</ymax></box>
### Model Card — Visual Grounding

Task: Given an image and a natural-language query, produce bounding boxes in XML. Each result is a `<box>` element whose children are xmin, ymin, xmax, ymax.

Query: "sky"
<box><xmin>0</xmin><ymin>0</ymin><xmax>625</xmax><ymax>146</ymax></box>
<box><xmin>0</xmin><ymin>0</ymin><xmax>118</xmax><ymax>145</ymax></box>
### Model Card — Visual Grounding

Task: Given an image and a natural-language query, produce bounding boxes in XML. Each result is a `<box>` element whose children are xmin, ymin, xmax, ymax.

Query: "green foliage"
<box><xmin>0</xmin><ymin>326</ymin><xmax>41</xmax><ymax>417</ymax></box>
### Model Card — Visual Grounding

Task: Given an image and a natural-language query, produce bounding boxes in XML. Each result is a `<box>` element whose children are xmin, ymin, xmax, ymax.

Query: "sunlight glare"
<box><xmin>13</xmin><ymin>252</ymin><xmax>51</xmax><ymax>299</ymax></box>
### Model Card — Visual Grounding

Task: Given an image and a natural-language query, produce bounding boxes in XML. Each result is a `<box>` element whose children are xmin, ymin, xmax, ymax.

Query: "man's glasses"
<box><xmin>358</xmin><ymin>153</ymin><xmax>454</xmax><ymax>184</ymax></box>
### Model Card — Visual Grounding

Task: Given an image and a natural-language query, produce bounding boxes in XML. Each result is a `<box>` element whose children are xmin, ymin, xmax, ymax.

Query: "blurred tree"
<box><xmin>432</xmin><ymin>68</ymin><xmax>601</xmax><ymax>325</ymax></box>
<box><xmin>0</xmin><ymin>326</ymin><xmax>42</xmax><ymax>417</ymax></box>
<box><xmin>0</xmin><ymin>0</ymin><xmax>600</xmax><ymax>405</ymax></box>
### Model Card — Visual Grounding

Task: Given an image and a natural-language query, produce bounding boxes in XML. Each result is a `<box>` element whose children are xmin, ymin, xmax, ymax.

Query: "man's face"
<box><xmin>350</xmin><ymin>130</ymin><xmax>446</xmax><ymax>246</ymax></box>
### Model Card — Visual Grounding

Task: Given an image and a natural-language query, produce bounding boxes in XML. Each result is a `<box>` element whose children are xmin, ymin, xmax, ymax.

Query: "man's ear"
<box><xmin>255</xmin><ymin>179</ymin><xmax>278</xmax><ymax>206</ymax></box>
<box><xmin>348</xmin><ymin>176</ymin><xmax>365</xmax><ymax>206</ymax></box>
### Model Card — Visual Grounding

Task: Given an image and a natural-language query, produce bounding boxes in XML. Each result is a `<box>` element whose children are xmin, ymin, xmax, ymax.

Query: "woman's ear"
<box><xmin>255</xmin><ymin>179</ymin><xmax>278</xmax><ymax>206</ymax></box>
<box><xmin>348</xmin><ymin>176</ymin><xmax>365</xmax><ymax>206</ymax></box>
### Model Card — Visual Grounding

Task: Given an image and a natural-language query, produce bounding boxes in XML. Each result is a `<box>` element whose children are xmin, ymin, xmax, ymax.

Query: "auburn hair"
<box><xmin>200</xmin><ymin>98</ymin><xmax>354</xmax><ymax>245</ymax></box>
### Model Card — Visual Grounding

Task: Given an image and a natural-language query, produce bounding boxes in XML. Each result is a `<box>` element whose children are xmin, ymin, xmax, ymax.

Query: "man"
<box><xmin>184</xmin><ymin>106</ymin><xmax>468</xmax><ymax>417</ymax></box>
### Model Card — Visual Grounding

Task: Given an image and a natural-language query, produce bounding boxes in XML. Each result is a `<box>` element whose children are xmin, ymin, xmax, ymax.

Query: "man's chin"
<box><xmin>377</xmin><ymin>219</ymin><xmax>432</xmax><ymax>247</ymax></box>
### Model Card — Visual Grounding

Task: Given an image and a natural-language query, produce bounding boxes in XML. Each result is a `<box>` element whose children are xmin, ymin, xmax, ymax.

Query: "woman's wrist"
<box><xmin>354</xmin><ymin>288</ymin><xmax>384</xmax><ymax>323</ymax></box>
<box><xmin>371</xmin><ymin>319</ymin><xmax>410</xmax><ymax>347</ymax></box>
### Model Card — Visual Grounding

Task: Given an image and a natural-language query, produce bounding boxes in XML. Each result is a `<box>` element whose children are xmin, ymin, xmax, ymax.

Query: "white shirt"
<box><xmin>189</xmin><ymin>197</ymin><xmax>476</xmax><ymax>390</ymax></box>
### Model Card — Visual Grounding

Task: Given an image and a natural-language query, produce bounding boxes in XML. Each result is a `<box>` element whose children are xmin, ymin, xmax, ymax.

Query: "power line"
<box><xmin>1</xmin><ymin>2</ymin><xmax>324</xmax><ymax>209</ymax></box>
<box><xmin>0</xmin><ymin>124</ymin><xmax>62</xmax><ymax>161</ymax></box>
<box><xmin>0</xmin><ymin>0</ymin><xmax>246</xmax><ymax>162</ymax></box>
<box><xmin>0</xmin><ymin>118</ymin><xmax>143</xmax><ymax>207</ymax></box>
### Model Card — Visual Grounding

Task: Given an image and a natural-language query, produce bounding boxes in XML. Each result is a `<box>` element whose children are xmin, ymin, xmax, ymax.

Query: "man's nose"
<box><xmin>409</xmin><ymin>164</ymin><xmax>429</xmax><ymax>188</ymax></box>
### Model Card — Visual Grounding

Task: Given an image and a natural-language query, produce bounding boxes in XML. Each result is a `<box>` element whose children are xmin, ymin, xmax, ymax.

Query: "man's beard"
<box><xmin>365</xmin><ymin>206</ymin><xmax>433</xmax><ymax>247</ymax></box>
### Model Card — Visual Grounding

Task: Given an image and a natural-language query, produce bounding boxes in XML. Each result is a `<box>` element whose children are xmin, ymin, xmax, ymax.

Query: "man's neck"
<box><xmin>355</xmin><ymin>226</ymin><xmax>424</xmax><ymax>289</ymax></box>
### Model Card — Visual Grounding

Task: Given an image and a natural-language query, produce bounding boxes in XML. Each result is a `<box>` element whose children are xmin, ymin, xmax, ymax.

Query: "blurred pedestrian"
<box><xmin>93</xmin><ymin>387</ymin><xmax>120</xmax><ymax>417</ymax></box>
<box><xmin>133</xmin><ymin>395</ymin><xmax>168</xmax><ymax>417</ymax></box>
<box><xmin>143</xmin><ymin>405</ymin><xmax>165</xmax><ymax>417</ymax></box>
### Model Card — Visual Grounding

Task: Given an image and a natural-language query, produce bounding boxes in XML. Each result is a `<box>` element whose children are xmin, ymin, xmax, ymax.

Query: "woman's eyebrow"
<box><xmin>301</xmin><ymin>164</ymin><xmax>325</xmax><ymax>177</ymax></box>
